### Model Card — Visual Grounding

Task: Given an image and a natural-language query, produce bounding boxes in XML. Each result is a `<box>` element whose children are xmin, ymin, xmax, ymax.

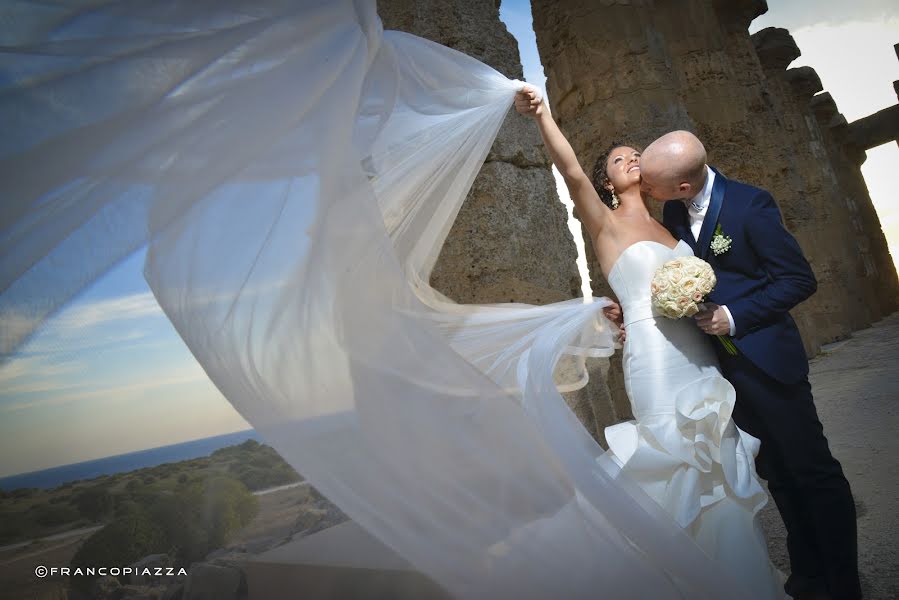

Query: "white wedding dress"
<box><xmin>600</xmin><ymin>239</ymin><xmax>788</xmax><ymax>599</ymax></box>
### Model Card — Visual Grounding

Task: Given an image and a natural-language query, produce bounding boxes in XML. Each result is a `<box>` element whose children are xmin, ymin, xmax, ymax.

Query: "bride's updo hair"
<box><xmin>591</xmin><ymin>141</ymin><xmax>642</xmax><ymax>210</ymax></box>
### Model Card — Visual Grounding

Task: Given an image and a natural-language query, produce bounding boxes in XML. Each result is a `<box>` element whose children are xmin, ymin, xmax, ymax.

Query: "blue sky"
<box><xmin>1</xmin><ymin>1</ymin><xmax>897</xmax><ymax>478</ymax></box>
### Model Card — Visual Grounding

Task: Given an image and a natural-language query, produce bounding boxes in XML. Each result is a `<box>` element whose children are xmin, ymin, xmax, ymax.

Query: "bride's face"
<box><xmin>605</xmin><ymin>147</ymin><xmax>642</xmax><ymax>194</ymax></box>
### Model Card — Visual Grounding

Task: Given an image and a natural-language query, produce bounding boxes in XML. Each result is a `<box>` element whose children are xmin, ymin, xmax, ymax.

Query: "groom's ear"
<box><xmin>678</xmin><ymin>182</ymin><xmax>692</xmax><ymax>196</ymax></box>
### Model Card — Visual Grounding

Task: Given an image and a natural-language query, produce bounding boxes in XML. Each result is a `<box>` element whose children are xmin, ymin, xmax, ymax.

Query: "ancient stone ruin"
<box><xmin>379</xmin><ymin>0</ymin><xmax>897</xmax><ymax>440</ymax></box>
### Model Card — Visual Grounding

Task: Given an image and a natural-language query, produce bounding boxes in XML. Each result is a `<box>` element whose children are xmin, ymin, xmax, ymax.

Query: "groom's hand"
<box><xmin>694</xmin><ymin>303</ymin><xmax>730</xmax><ymax>336</ymax></box>
<box><xmin>514</xmin><ymin>87</ymin><xmax>545</xmax><ymax>117</ymax></box>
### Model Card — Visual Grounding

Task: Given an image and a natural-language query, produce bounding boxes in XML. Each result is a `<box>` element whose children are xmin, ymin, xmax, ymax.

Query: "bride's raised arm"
<box><xmin>513</xmin><ymin>87</ymin><xmax>608</xmax><ymax>241</ymax></box>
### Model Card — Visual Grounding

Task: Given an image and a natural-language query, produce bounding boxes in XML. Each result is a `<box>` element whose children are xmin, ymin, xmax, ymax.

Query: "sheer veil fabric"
<box><xmin>2</xmin><ymin>1</ymin><xmax>751</xmax><ymax>597</ymax></box>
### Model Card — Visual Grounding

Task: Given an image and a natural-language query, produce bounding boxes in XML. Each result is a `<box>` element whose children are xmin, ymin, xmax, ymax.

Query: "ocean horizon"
<box><xmin>0</xmin><ymin>429</ymin><xmax>263</xmax><ymax>492</ymax></box>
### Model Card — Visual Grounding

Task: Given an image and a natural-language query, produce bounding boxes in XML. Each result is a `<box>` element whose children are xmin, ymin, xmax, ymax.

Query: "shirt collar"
<box><xmin>686</xmin><ymin>166</ymin><xmax>714</xmax><ymax>211</ymax></box>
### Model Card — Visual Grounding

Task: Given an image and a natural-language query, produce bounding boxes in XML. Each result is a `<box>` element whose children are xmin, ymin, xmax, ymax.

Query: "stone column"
<box><xmin>752</xmin><ymin>28</ymin><xmax>872</xmax><ymax>339</ymax></box>
<box><xmin>810</xmin><ymin>92</ymin><xmax>899</xmax><ymax>318</ymax></box>
<box><xmin>378</xmin><ymin>1</ymin><xmax>617</xmax><ymax>443</ymax></box>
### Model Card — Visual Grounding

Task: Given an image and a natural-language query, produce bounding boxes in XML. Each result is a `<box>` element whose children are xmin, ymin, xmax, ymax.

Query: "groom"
<box><xmin>639</xmin><ymin>131</ymin><xmax>861</xmax><ymax>600</ymax></box>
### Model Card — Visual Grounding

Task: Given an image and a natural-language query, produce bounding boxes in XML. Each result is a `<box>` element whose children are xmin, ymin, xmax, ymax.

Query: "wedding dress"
<box><xmin>2</xmin><ymin>1</ymin><xmax>770</xmax><ymax>598</ymax></box>
<box><xmin>600</xmin><ymin>239</ymin><xmax>787</xmax><ymax>599</ymax></box>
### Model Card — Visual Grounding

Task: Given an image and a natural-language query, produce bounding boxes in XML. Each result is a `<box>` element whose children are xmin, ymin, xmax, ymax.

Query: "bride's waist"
<box><xmin>620</xmin><ymin>301</ymin><xmax>664</xmax><ymax>326</ymax></box>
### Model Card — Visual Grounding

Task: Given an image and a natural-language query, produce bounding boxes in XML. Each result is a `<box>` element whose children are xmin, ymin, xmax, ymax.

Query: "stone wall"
<box><xmin>809</xmin><ymin>92</ymin><xmax>899</xmax><ymax>318</ymax></box>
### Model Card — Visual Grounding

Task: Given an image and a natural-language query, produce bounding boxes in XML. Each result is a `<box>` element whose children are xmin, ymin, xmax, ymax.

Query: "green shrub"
<box><xmin>249</xmin><ymin>455</ymin><xmax>277</xmax><ymax>470</ymax></box>
<box><xmin>233</xmin><ymin>467</ymin><xmax>298</xmax><ymax>492</ymax></box>
<box><xmin>191</xmin><ymin>476</ymin><xmax>258</xmax><ymax>549</ymax></box>
<box><xmin>239</xmin><ymin>439</ymin><xmax>261</xmax><ymax>451</ymax></box>
<box><xmin>139</xmin><ymin>475</ymin><xmax>259</xmax><ymax>564</ymax></box>
<box><xmin>69</xmin><ymin>509</ymin><xmax>167</xmax><ymax>594</ymax></box>
<box><xmin>0</xmin><ymin>516</ymin><xmax>25</xmax><ymax>543</ymax></box>
<box><xmin>11</xmin><ymin>488</ymin><xmax>38</xmax><ymax>499</ymax></box>
<box><xmin>68</xmin><ymin>473</ymin><xmax>258</xmax><ymax>582</ymax></box>
<box><xmin>33</xmin><ymin>503</ymin><xmax>80</xmax><ymax>527</ymax></box>
<box><xmin>146</xmin><ymin>494</ymin><xmax>209</xmax><ymax>564</ymax></box>
<box><xmin>74</xmin><ymin>486</ymin><xmax>115</xmax><ymax>521</ymax></box>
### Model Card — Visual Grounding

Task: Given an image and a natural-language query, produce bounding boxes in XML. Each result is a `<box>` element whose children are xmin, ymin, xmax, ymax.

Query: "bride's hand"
<box><xmin>602</xmin><ymin>302</ymin><xmax>626</xmax><ymax>343</ymax></box>
<box><xmin>602</xmin><ymin>301</ymin><xmax>622</xmax><ymax>325</ymax></box>
<box><xmin>514</xmin><ymin>86</ymin><xmax>545</xmax><ymax>117</ymax></box>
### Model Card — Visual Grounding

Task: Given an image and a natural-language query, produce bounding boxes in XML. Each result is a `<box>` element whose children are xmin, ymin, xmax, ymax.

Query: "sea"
<box><xmin>0</xmin><ymin>429</ymin><xmax>263</xmax><ymax>492</ymax></box>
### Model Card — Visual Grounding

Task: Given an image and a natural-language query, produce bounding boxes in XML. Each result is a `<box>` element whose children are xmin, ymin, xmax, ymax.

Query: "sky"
<box><xmin>1</xmin><ymin>1</ymin><xmax>897</xmax><ymax>478</ymax></box>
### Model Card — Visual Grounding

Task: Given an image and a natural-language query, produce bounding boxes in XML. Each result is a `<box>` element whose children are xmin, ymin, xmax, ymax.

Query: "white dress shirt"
<box><xmin>685</xmin><ymin>167</ymin><xmax>737</xmax><ymax>337</ymax></box>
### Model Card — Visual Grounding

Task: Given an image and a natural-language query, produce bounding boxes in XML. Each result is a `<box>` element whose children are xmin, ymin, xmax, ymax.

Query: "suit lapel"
<box><xmin>696</xmin><ymin>167</ymin><xmax>726</xmax><ymax>260</ymax></box>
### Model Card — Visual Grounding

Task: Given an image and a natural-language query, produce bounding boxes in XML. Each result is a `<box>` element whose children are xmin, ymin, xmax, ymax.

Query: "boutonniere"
<box><xmin>710</xmin><ymin>223</ymin><xmax>732</xmax><ymax>256</ymax></box>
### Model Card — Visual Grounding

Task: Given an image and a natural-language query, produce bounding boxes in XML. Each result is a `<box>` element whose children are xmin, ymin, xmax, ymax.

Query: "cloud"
<box><xmin>0</xmin><ymin>365</ymin><xmax>209</xmax><ymax>413</ymax></box>
<box><xmin>752</xmin><ymin>0</ymin><xmax>897</xmax><ymax>32</ymax></box>
<box><xmin>3</xmin><ymin>291</ymin><xmax>168</xmax><ymax>358</ymax></box>
<box><xmin>51</xmin><ymin>292</ymin><xmax>163</xmax><ymax>331</ymax></box>
<box><xmin>0</xmin><ymin>354</ymin><xmax>86</xmax><ymax>394</ymax></box>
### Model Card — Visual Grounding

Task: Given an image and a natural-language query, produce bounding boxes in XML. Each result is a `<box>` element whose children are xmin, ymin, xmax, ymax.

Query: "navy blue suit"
<box><xmin>663</xmin><ymin>167</ymin><xmax>861</xmax><ymax>599</ymax></box>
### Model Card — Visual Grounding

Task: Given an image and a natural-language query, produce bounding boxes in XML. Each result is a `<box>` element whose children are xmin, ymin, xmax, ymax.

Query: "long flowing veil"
<box><xmin>1</xmin><ymin>1</ymin><xmax>749</xmax><ymax>597</ymax></box>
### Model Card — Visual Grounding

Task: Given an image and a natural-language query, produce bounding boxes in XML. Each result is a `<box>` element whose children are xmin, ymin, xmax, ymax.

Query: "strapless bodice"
<box><xmin>607</xmin><ymin>240</ymin><xmax>694</xmax><ymax>326</ymax></box>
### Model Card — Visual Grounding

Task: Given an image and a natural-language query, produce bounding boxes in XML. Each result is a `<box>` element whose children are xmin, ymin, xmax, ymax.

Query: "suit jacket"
<box><xmin>662</xmin><ymin>166</ymin><xmax>817</xmax><ymax>384</ymax></box>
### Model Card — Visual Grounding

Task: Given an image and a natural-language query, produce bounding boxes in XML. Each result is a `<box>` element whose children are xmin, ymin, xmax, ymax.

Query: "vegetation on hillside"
<box><xmin>69</xmin><ymin>475</ymin><xmax>259</xmax><ymax>594</ymax></box>
<box><xmin>0</xmin><ymin>439</ymin><xmax>301</xmax><ymax>547</ymax></box>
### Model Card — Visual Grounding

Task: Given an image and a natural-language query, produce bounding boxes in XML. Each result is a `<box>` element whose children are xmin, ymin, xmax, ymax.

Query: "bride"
<box><xmin>514</xmin><ymin>87</ymin><xmax>787</xmax><ymax>599</ymax></box>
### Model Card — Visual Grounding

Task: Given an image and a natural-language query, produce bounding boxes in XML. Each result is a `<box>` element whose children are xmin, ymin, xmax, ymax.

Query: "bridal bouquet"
<box><xmin>650</xmin><ymin>256</ymin><xmax>738</xmax><ymax>355</ymax></box>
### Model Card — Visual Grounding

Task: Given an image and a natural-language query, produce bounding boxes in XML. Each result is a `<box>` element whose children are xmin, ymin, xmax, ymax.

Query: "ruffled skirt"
<box><xmin>603</xmin><ymin>315</ymin><xmax>788</xmax><ymax>599</ymax></box>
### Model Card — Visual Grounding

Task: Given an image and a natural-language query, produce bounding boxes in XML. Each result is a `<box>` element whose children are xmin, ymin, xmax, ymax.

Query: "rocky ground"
<box><xmin>757</xmin><ymin>312</ymin><xmax>899</xmax><ymax>600</ymax></box>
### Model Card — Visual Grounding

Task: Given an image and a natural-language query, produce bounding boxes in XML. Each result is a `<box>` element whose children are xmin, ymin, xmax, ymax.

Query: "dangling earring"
<box><xmin>611</xmin><ymin>190</ymin><xmax>620</xmax><ymax>209</ymax></box>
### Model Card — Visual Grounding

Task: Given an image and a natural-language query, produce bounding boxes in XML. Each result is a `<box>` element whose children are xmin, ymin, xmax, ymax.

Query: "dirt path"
<box><xmin>757</xmin><ymin>312</ymin><xmax>899</xmax><ymax>600</ymax></box>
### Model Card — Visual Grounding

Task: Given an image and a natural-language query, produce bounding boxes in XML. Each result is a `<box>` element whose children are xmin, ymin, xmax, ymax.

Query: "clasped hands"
<box><xmin>606</xmin><ymin>302</ymin><xmax>730</xmax><ymax>344</ymax></box>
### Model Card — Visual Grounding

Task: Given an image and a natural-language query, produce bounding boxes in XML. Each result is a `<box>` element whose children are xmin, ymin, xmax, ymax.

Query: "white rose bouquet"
<box><xmin>650</xmin><ymin>256</ymin><xmax>738</xmax><ymax>355</ymax></box>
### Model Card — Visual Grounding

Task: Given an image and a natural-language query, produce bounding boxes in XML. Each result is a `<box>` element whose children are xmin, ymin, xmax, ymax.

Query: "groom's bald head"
<box><xmin>639</xmin><ymin>131</ymin><xmax>708</xmax><ymax>201</ymax></box>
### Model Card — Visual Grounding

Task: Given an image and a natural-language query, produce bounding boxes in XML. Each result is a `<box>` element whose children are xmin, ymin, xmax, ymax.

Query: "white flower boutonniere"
<box><xmin>710</xmin><ymin>223</ymin><xmax>733</xmax><ymax>256</ymax></box>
